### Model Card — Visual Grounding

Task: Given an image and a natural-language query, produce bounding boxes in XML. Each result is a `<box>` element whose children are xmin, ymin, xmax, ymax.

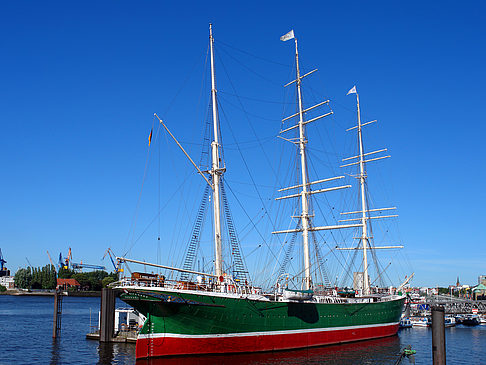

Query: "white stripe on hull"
<box><xmin>138</xmin><ymin>321</ymin><xmax>399</xmax><ymax>340</ymax></box>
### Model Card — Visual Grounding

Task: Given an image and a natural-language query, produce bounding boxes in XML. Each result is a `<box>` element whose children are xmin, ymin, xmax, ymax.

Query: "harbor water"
<box><xmin>2</xmin><ymin>295</ymin><xmax>486</xmax><ymax>364</ymax></box>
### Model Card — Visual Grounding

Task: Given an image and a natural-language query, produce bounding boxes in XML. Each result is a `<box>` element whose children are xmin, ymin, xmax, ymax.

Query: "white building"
<box><xmin>0</xmin><ymin>276</ymin><xmax>14</xmax><ymax>289</ymax></box>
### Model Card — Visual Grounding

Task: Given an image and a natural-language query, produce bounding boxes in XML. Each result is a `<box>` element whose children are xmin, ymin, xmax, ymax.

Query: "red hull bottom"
<box><xmin>135</xmin><ymin>323</ymin><xmax>399</xmax><ymax>359</ymax></box>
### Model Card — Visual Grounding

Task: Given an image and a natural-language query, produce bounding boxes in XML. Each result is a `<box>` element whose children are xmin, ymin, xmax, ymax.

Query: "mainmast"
<box><xmin>355</xmin><ymin>91</ymin><xmax>371</xmax><ymax>295</ymax></box>
<box><xmin>274</xmin><ymin>30</ymin><xmax>360</xmax><ymax>291</ymax></box>
<box><xmin>294</xmin><ymin>38</ymin><xmax>312</xmax><ymax>291</ymax></box>
<box><xmin>209</xmin><ymin>24</ymin><xmax>224</xmax><ymax>278</ymax></box>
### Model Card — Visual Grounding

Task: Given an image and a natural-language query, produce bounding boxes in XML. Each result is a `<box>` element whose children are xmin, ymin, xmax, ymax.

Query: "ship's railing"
<box><xmin>113</xmin><ymin>277</ymin><xmax>263</xmax><ymax>296</ymax></box>
<box><xmin>314</xmin><ymin>295</ymin><xmax>347</xmax><ymax>304</ymax></box>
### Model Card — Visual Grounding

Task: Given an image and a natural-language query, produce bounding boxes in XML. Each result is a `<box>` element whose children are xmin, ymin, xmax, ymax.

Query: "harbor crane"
<box><xmin>0</xmin><ymin>248</ymin><xmax>6</xmax><ymax>271</ymax></box>
<box><xmin>57</xmin><ymin>247</ymin><xmax>106</xmax><ymax>272</ymax></box>
<box><xmin>0</xmin><ymin>248</ymin><xmax>9</xmax><ymax>276</ymax></box>
<box><xmin>71</xmin><ymin>262</ymin><xmax>106</xmax><ymax>272</ymax></box>
<box><xmin>25</xmin><ymin>257</ymin><xmax>33</xmax><ymax>267</ymax></box>
<box><xmin>103</xmin><ymin>248</ymin><xmax>122</xmax><ymax>273</ymax></box>
<box><xmin>46</xmin><ymin>250</ymin><xmax>57</xmax><ymax>272</ymax></box>
<box><xmin>58</xmin><ymin>247</ymin><xmax>72</xmax><ymax>270</ymax></box>
<box><xmin>64</xmin><ymin>247</ymin><xmax>72</xmax><ymax>269</ymax></box>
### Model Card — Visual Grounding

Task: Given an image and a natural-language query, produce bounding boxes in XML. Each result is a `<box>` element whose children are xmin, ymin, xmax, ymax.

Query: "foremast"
<box><xmin>209</xmin><ymin>24</ymin><xmax>224</xmax><ymax>278</ymax></box>
<box><xmin>155</xmin><ymin>25</ymin><xmax>226</xmax><ymax>279</ymax></box>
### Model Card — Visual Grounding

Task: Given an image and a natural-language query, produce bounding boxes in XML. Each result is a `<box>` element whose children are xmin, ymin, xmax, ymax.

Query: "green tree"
<box><xmin>0</xmin><ymin>284</ymin><xmax>7</xmax><ymax>292</ymax></box>
<box><xmin>70</xmin><ymin>270</ymin><xmax>113</xmax><ymax>291</ymax></box>
<box><xmin>72</xmin><ymin>273</ymin><xmax>91</xmax><ymax>289</ymax></box>
<box><xmin>57</xmin><ymin>267</ymin><xmax>74</xmax><ymax>279</ymax></box>
<box><xmin>102</xmin><ymin>276</ymin><xmax>116</xmax><ymax>288</ymax></box>
<box><xmin>14</xmin><ymin>268</ymin><xmax>32</xmax><ymax>289</ymax></box>
<box><xmin>30</xmin><ymin>267</ymin><xmax>40</xmax><ymax>289</ymax></box>
<box><xmin>438</xmin><ymin>287</ymin><xmax>450</xmax><ymax>295</ymax></box>
<box><xmin>14</xmin><ymin>265</ymin><xmax>57</xmax><ymax>290</ymax></box>
<box><xmin>47</xmin><ymin>265</ymin><xmax>57</xmax><ymax>289</ymax></box>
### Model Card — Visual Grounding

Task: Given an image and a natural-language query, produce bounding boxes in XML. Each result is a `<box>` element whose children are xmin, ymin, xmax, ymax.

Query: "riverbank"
<box><xmin>2</xmin><ymin>289</ymin><xmax>102</xmax><ymax>297</ymax></box>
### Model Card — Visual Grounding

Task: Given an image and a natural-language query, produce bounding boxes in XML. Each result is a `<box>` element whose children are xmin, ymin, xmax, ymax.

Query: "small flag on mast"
<box><xmin>280</xmin><ymin>30</ymin><xmax>295</xmax><ymax>42</ymax></box>
<box><xmin>347</xmin><ymin>86</ymin><xmax>357</xmax><ymax>95</ymax></box>
<box><xmin>148</xmin><ymin>129</ymin><xmax>153</xmax><ymax>146</ymax></box>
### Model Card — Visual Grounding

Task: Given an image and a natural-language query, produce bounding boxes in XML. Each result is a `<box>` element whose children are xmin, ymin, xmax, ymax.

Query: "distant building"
<box><xmin>472</xmin><ymin>283</ymin><xmax>486</xmax><ymax>300</ymax></box>
<box><xmin>56</xmin><ymin>278</ymin><xmax>80</xmax><ymax>290</ymax></box>
<box><xmin>0</xmin><ymin>276</ymin><xmax>14</xmax><ymax>289</ymax></box>
<box><xmin>478</xmin><ymin>275</ymin><xmax>486</xmax><ymax>285</ymax></box>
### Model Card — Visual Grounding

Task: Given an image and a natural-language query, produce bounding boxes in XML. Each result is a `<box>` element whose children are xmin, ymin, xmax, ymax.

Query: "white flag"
<box><xmin>347</xmin><ymin>86</ymin><xmax>357</xmax><ymax>95</ymax></box>
<box><xmin>280</xmin><ymin>30</ymin><xmax>295</xmax><ymax>42</ymax></box>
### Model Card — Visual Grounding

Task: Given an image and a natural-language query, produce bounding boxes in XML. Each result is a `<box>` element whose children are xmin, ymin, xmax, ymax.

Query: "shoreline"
<box><xmin>2</xmin><ymin>289</ymin><xmax>102</xmax><ymax>297</ymax></box>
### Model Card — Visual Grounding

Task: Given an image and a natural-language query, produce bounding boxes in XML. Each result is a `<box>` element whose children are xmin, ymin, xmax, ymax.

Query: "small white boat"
<box><xmin>411</xmin><ymin>317</ymin><xmax>430</xmax><ymax>327</ymax></box>
<box><xmin>96</xmin><ymin>307</ymin><xmax>146</xmax><ymax>332</ymax></box>
<box><xmin>479</xmin><ymin>315</ymin><xmax>486</xmax><ymax>324</ymax></box>
<box><xmin>445</xmin><ymin>315</ymin><xmax>456</xmax><ymax>327</ymax></box>
<box><xmin>283</xmin><ymin>288</ymin><xmax>313</xmax><ymax>301</ymax></box>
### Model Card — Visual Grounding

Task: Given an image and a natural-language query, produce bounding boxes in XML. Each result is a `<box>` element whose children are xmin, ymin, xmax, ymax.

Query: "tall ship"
<box><xmin>115</xmin><ymin>26</ymin><xmax>406</xmax><ymax>359</ymax></box>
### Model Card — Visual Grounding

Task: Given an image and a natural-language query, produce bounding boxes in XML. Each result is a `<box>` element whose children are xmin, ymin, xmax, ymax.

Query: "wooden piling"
<box><xmin>404</xmin><ymin>300</ymin><xmax>411</xmax><ymax>318</ymax></box>
<box><xmin>100</xmin><ymin>288</ymin><xmax>115</xmax><ymax>342</ymax></box>
<box><xmin>432</xmin><ymin>305</ymin><xmax>446</xmax><ymax>365</ymax></box>
<box><xmin>52</xmin><ymin>290</ymin><xmax>62</xmax><ymax>338</ymax></box>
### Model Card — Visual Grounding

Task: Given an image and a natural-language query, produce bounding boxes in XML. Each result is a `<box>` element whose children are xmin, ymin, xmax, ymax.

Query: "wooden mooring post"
<box><xmin>52</xmin><ymin>290</ymin><xmax>63</xmax><ymax>338</ymax></box>
<box><xmin>99</xmin><ymin>288</ymin><xmax>116</xmax><ymax>342</ymax></box>
<box><xmin>432</xmin><ymin>305</ymin><xmax>446</xmax><ymax>365</ymax></box>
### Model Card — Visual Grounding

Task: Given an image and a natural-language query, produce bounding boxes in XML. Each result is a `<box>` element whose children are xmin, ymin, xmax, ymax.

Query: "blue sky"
<box><xmin>0</xmin><ymin>1</ymin><xmax>484</xmax><ymax>287</ymax></box>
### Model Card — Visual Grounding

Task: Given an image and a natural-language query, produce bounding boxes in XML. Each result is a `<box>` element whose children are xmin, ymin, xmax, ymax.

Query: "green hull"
<box><xmin>120</xmin><ymin>288</ymin><xmax>404</xmax><ymax>358</ymax></box>
<box><xmin>120</xmin><ymin>289</ymin><xmax>404</xmax><ymax>335</ymax></box>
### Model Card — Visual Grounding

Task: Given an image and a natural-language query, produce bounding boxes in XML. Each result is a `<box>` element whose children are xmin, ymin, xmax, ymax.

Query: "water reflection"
<box><xmin>50</xmin><ymin>338</ymin><xmax>61</xmax><ymax>365</ymax></box>
<box><xmin>136</xmin><ymin>335</ymin><xmax>402</xmax><ymax>365</ymax></box>
<box><xmin>97</xmin><ymin>342</ymin><xmax>114</xmax><ymax>365</ymax></box>
<box><xmin>97</xmin><ymin>342</ymin><xmax>136</xmax><ymax>365</ymax></box>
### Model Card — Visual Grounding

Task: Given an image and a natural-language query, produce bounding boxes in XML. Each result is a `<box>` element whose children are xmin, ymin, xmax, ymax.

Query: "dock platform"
<box><xmin>86</xmin><ymin>330</ymin><xmax>137</xmax><ymax>343</ymax></box>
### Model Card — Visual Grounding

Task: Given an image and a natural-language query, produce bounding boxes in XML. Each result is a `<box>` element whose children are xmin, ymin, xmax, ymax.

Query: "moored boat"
<box><xmin>399</xmin><ymin>318</ymin><xmax>412</xmax><ymax>329</ymax></box>
<box><xmin>444</xmin><ymin>315</ymin><xmax>456</xmax><ymax>327</ymax></box>
<box><xmin>411</xmin><ymin>317</ymin><xmax>430</xmax><ymax>327</ymax></box>
<box><xmin>461</xmin><ymin>314</ymin><xmax>480</xmax><ymax>326</ymax></box>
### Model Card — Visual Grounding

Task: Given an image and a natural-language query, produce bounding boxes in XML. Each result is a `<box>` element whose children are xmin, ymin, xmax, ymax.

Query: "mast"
<box><xmin>209</xmin><ymin>24</ymin><xmax>224</xmax><ymax>278</ymax></box>
<box><xmin>355</xmin><ymin>91</ymin><xmax>371</xmax><ymax>295</ymax></box>
<box><xmin>275</xmin><ymin>30</ymin><xmax>360</xmax><ymax>291</ymax></box>
<box><xmin>294</xmin><ymin>38</ymin><xmax>312</xmax><ymax>290</ymax></box>
<box><xmin>339</xmin><ymin>88</ymin><xmax>402</xmax><ymax>294</ymax></box>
